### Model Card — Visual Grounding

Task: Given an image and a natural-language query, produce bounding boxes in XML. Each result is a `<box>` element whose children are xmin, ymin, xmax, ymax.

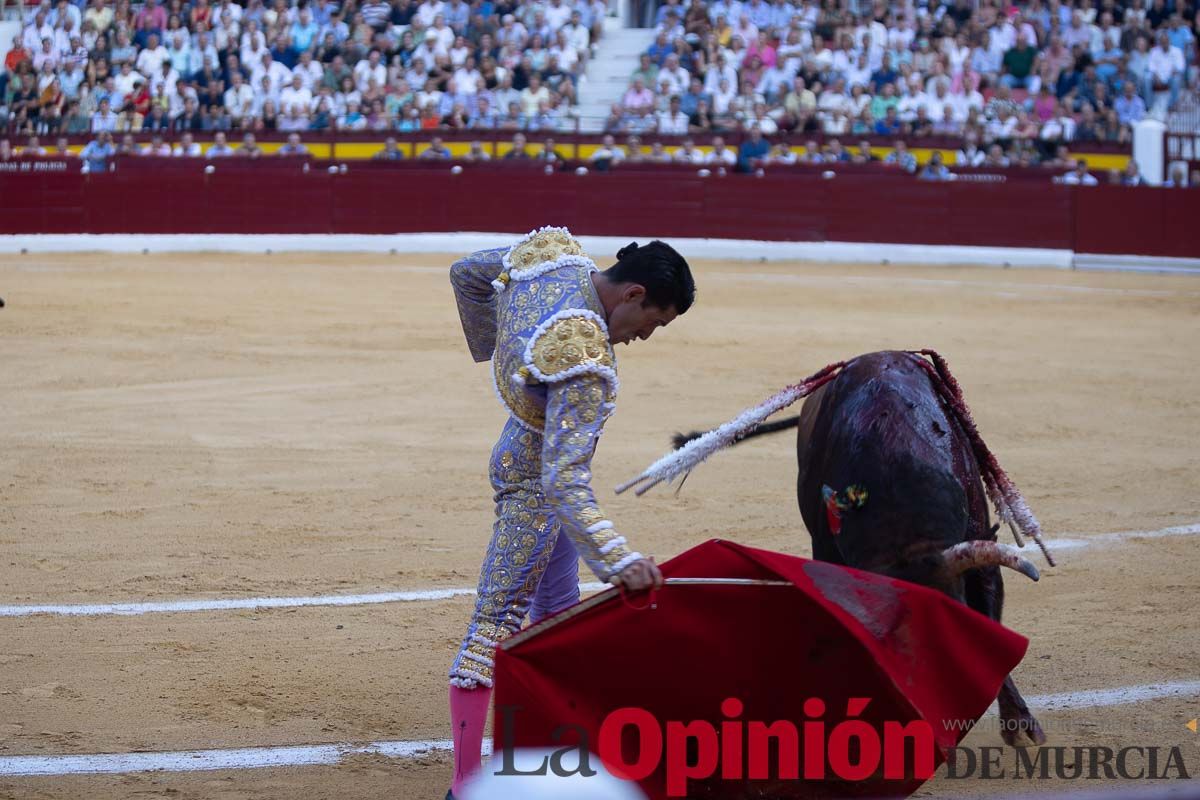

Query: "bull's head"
<box><xmin>822</xmin><ymin>452</ymin><xmax>1038</xmax><ymax>599</ymax></box>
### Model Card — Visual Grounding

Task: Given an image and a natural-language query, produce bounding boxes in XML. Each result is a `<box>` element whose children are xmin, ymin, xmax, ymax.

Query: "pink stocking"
<box><xmin>449</xmin><ymin>684</ymin><xmax>492</xmax><ymax>795</ymax></box>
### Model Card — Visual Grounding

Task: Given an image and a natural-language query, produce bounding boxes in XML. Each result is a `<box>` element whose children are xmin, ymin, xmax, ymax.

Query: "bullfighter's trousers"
<box><xmin>449</xmin><ymin>416</ymin><xmax>581</xmax><ymax>688</ymax></box>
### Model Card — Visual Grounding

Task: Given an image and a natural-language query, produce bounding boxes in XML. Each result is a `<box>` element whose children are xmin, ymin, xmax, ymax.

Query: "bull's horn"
<box><xmin>941</xmin><ymin>541</ymin><xmax>1040</xmax><ymax>582</ymax></box>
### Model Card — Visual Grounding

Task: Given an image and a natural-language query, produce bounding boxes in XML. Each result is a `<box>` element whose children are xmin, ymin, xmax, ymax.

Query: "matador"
<box><xmin>445</xmin><ymin>227</ymin><xmax>695</xmax><ymax>798</ymax></box>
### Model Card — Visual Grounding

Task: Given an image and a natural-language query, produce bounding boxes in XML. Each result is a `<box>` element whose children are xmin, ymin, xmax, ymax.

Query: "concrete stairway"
<box><xmin>575</xmin><ymin>22</ymin><xmax>655</xmax><ymax>132</ymax></box>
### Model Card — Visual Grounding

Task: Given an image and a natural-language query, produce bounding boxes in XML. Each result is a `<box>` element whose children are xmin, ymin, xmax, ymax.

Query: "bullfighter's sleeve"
<box><xmin>541</xmin><ymin>374</ymin><xmax>642</xmax><ymax>582</ymax></box>
<box><xmin>449</xmin><ymin>246</ymin><xmax>508</xmax><ymax>363</ymax></box>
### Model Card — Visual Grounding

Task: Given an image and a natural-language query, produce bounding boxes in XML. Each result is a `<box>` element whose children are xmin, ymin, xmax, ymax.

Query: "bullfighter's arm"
<box><xmin>542</xmin><ymin>374</ymin><xmax>642</xmax><ymax>582</ymax></box>
<box><xmin>449</xmin><ymin>246</ymin><xmax>508</xmax><ymax>363</ymax></box>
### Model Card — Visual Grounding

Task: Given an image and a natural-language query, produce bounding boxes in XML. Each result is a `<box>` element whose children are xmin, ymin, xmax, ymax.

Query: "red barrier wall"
<box><xmin>3</xmin><ymin>161</ymin><xmax>1198</xmax><ymax>258</ymax></box>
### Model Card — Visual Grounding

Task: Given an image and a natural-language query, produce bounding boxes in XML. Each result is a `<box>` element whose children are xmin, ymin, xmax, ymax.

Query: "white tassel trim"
<box><xmin>450</xmin><ymin>670</ymin><xmax>493</xmax><ymax>689</ymax></box>
<box><xmin>598</xmin><ymin>536</ymin><xmax>628</xmax><ymax>556</ymax></box>
<box><xmin>491</xmin><ymin>277</ymin><xmax>508</xmax><ymax>292</ymax></box>
<box><xmin>616</xmin><ymin>383</ymin><xmax>808</xmax><ymax>496</ymax></box>
<box><xmin>607</xmin><ymin>551</ymin><xmax>643</xmax><ymax>578</ymax></box>
<box><xmin>585</xmin><ymin>520</ymin><xmax>614</xmax><ymax>534</ymax></box>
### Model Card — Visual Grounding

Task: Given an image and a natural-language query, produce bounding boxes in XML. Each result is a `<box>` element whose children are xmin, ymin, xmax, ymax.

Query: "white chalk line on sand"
<box><xmin>2</xmin><ymin>523</ymin><xmax>1196</xmax><ymax>620</ymax></box>
<box><xmin>2</xmin><ymin>682</ymin><xmax>1197</xmax><ymax>777</ymax></box>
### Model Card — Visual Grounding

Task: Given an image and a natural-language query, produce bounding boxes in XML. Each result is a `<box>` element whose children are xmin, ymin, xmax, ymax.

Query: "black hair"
<box><xmin>604</xmin><ymin>240</ymin><xmax>696</xmax><ymax>314</ymax></box>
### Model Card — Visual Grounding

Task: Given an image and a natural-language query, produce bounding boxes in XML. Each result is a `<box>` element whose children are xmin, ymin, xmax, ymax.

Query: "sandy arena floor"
<box><xmin>1</xmin><ymin>251</ymin><xmax>1198</xmax><ymax>799</ymax></box>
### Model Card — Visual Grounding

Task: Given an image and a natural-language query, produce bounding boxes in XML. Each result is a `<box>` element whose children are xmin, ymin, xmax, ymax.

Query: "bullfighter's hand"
<box><xmin>612</xmin><ymin>557</ymin><xmax>663</xmax><ymax>592</ymax></box>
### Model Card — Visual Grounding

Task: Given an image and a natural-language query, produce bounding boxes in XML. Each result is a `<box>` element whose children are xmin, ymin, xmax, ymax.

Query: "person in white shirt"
<box><xmin>817</xmin><ymin>77</ymin><xmax>849</xmax><ymax>117</ymax></box>
<box><xmin>453</xmin><ymin>58</ymin><xmax>484</xmax><ymax>94</ymax></box>
<box><xmin>706</xmin><ymin>136</ymin><xmax>737</xmax><ymax>165</ymax></box>
<box><xmin>673</xmin><ymin>138</ymin><xmax>705</xmax><ymax>163</ymax></box>
<box><xmin>206</xmin><ymin>131</ymin><xmax>235</xmax><ymax>157</ymax></box>
<box><xmin>224</xmin><ymin>72</ymin><xmax>255</xmax><ymax>120</ymax></box>
<box><xmin>544</xmin><ymin>0</ymin><xmax>572</xmax><ymax>31</ymax></box>
<box><xmin>428</xmin><ymin>16</ymin><xmax>456</xmax><ymax>53</ymax></box>
<box><xmin>416</xmin><ymin>0</ymin><xmax>445</xmax><ymax>27</ymax></box>
<box><xmin>113</xmin><ymin>62</ymin><xmax>145</xmax><ymax>97</ymax></box>
<box><xmin>767</xmin><ymin>142</ymin><xmax>797</xmax><ymax>164</ymax></box>
<box><xmin>562</xmin><ymin>11</ymin><xmax>590</xmax><ymax>57</ymax></box>
<box><xmin>23</xmin><ymin>11</ymin><xmax>54</xmax><ymax>54</ymax></box>
<box><xmin>589</xmin><ymin>134</ymin><xmax>624</xmax><ymax>165</ymax></box>
<box><xmin>658</xmin><ymin>54</ymin><xmax>690</xmax><ymax>96</ymax></box>
<box><xmin>656</xmin><ymin>95</ymin><xmax>688</xmax><ymax>134</ymax></box>
<box><xmin>292</xmin><ymin>50</ymin><xmax>323</xmax><ymax>91</ymax></box>
<box><xmin>32</xmin><ymin>37</ymin><xmax>60</xmax><ymax>72</ymax></box>
<box><xmin>136</xmin><ymin>33</ymin><xmax>170</xmax><ymax>77</ymax></box>
<box><xmin>1061</xmin><ymin>160</ymin><xmax>1098</xmax><ymax>185</ymax></box>
<box><xmin>173</xmin><ymin>132</ymin><xmax>202</xmax><ymax>156</ymax></box>
<box><xmin>279</xmin><ymin>74</ymin><xmax>313</xmax><ymax>114</ymax></box>
<box><xmin>140</xmin><ymin>134</ymin><xmax>172</xmax><ymax>156</ymax></box>
<box><xmin>240</xmin><ymin>21</ymin><xmax>267</xmax><ymax>66</ymax></box>
<box><xmin>151</xmin><ymin>61</ymin><xmax>181</xmax><ymax>95</ymax></box>
<box><xmin>703</xmin><ymin>53</ymin><xmax>738</xmax><ymax>96</ymax></box>
<box><xmin>1143</xmin><ymin>31</ymin><xmax>1185</xmax><ymax>109</ymax></box>
<box><xmin>354</xmin><ymin>50</ymin><xmax>388</xmax><ymax>93</ymax></box>
<box><xmin>808</xmin><ymin>33</ymin><xmax>834</xmax><ymax>74</ymax></box>
<box><xmin>253</xmin><ymin>52</ymin><xmax>292</xmax><ymax>94</ymax></box>
<box><xmin>955</xmin><ymin>133</ymin><xmax>985</xmax><ymax>166</ymax></box>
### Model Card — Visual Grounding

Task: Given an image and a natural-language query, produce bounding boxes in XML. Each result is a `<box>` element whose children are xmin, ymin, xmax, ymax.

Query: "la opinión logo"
<box><xmin>496</xmin><ymin>697</ymin><xmax>937</xmax><ymax>797</ymax></box>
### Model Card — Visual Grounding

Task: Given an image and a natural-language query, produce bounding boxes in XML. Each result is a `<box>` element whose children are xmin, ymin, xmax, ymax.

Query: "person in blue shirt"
<box><xmin>79</xmin><ymin>131</ymin><xmax>115</xmax><ymax>172</ymax></box>
<box><xmin>737</xmin><ymin>126</ymin><xmax>770</xmax><ymax>171</ymax></box>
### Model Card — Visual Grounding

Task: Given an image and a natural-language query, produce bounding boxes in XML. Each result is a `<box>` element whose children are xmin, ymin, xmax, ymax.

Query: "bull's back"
<box><xmin>797</xmin><ymin>351</ymin><xmax>989</xmax><ymax>540</ymax></box>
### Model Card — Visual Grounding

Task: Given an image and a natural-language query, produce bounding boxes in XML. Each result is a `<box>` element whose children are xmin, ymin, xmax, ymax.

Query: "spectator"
<box><xmin>139</xmin><ymin>132</ymin><xmax>171</xmax><ymax>155</ymax></box>
<box><xmin>955</xmin><ymin>133</ymin><xmax>985</xmax><ymax>167</ymax></box>
<box><xmin>420</xmin><ymin>136</ymin><xmax>452</xmax><ymax>159</ymax></box>
<box><xmin>207</xmin><ymin>131</ymin><xmax>235</xmax><ymax>157</ymax></box>
<box><xmin>79</xmin><ymin>130</ymin><xmax>115</xmax><ymax>171</ymax></box>
<box><xmin>885</xmin><ymin>139</ymin><xmax>917</xmax><ymax>173</ymax></box>
<box><xmin>1122</xmin><ymin>160</ymin><xmax>1143</xmax><ymax>186</ymax></box>
<box><xmin>1062</xmin><ymin>159</ymin><xmax>1099</xmax><ymax>185</ymax></box>
<box><xmin>657</xmin><ymin>95</ymin><xmax>688</xmax><ymax>134</ymax></box>
<box><xmin>589</xmin><ymin>134</ymin><xmax>624</xmax><ymax>169</ymax></box>
<box><xmin>173</xmin><ymin>131</ymin><xmax>201</xmax><ymax>156</ymax></box>
<box><xmin>504</xmin><ymin>132</ymin><xmax>530</xmax><ymax>159</ymax></box>
<box><xmin>767</xmin><ymin>141</ymin><xmax>796</xmax><ymax>164</ymax></box>
<box><xmin>737</xmin><ymin>126</ymin><xmax>770</xmax><ymax>171</ymax></box>
<box><xmin>917</xmin><ymin>151</ymin><xmax>952</xmax><ymax>181</ymax></box>
<box><xmin>706</xmin><ymin>135</ymin><xmax>736</xmax><ymax>166</ymax></box>
<box><xmin>1162</xmin><ymin>165</ymin><xmax>1188</xmax><ymax>187</ymax></box>
<box><xmin>535</xmin><ymin>138</ymin><xmax>560</xmax><ymax>162</ymax></box>
<box><xmin>374</xmin><ymin>137</ymin><xmax>405</xmax><ymax>160</ymax></box>
<box><xmin>21</xmin><ymin>135</ymin><xmax>48</xmax><ymax>156</ymax></box>
<box><xmin>236</xmin><ymin>132</ymin><xmax>263</xmax><ymax>157</ymax></box>
<box><xmin>1144</xmin><ymin>31</ymin><xmax>1185</xmax><ymax>109</ymax></box>
<box><xmin>463</xmin><ymin>141</ymin><xmax>491</xmax><ymax>161</ymax></box>
<box><xmin>275</xmin><ymin>132</ymin><xmax>308</xmax><ymax>156</ymax></box>
<box><xmin>673</xmin><ymin>137</ymin><xmax>704</xmax><ymax>163</ymax></box>
<box><xmin>91</xmin><ymin>98</ymin><xmax>118</xmax><ymax>131</ymax></box>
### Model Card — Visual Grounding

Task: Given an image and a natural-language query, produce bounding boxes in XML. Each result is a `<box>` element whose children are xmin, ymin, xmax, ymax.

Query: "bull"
<box><xmin>620</xmin><ymin>349</ymin><xmax>1054</xmax><ymax>745</ymax></box>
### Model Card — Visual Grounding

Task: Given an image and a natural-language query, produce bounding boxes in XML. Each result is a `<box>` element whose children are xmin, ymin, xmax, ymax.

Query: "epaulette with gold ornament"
<box><xmin>516</xmin><ymin>310</ymin><xmax>619</xmax><ymax>393</ymax></box>
<box><xmin>492</xmin><ymin>226</ymin><xmax>596</xmax><ymax>293</ymax></box>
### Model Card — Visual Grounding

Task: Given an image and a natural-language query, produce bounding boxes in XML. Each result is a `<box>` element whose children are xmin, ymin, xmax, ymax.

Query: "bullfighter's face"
<box><xmin>606</xmin><ymin>284</ymin><xmax>678</xmax><ymax>346</ymax></box>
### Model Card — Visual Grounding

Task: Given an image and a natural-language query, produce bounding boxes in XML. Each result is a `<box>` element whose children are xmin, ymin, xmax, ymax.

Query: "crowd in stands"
<box><xmin>2</xmin><ymin>0</ymin><xmax>1198</xmax><ymax>179</ymax></box>
<box><xmin>1</xmin><ymin>0</ymin><xmax>605</xmax><ymax>135</ymax></box>
<box><xmin>610</xmin><ymin>0</ymin><xmax>1199</xmax><ymax>167</ymax></box>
